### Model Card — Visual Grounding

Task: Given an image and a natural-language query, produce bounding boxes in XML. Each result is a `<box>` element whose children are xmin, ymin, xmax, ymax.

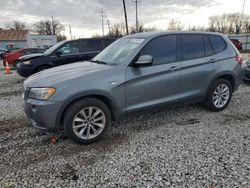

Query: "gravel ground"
<box><xmin>0</xmin><ymin>60</ymin><xmax>249</xmax><ymax>188</ymax></box>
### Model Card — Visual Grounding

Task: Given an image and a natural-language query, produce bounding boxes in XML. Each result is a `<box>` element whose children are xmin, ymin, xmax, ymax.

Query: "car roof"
<box><xmin>124</xmin><ymin>31</ymin><xmax>226</xmax><ymax>39</ymax></box>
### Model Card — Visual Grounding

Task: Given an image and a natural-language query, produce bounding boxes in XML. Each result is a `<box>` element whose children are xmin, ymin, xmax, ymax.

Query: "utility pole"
<box><xmin>51</xmin><ymin>16</ymin><xmax>54</xmax><ymax>35</ymax></box>
<box><xmin>107</xmin><ymin>18</ymin><xmax>111</xmax><ymax>34</ymax></box>
<box><xmin>101</xmin><ymin>8</ymin><xmax>105</xmax><ymax>36</ymax></box>
<box><xmin>239</xmin><ymin>0</ymin><xmax>246</xmax><ymax>34</ymax></box>
<box><xmin>69</xmin><ymin>25</ymin><xmax>72</xmax><ymax>40</ymax></box>
<box><xmin>123</xmin><ymin>0</ymin><xmax>129</xmax><ymax>35</ymax></box>
<box><xmin>133</xmin><ymin>0</ymin><xmax>141</xmax><ymax>32</ymax></box>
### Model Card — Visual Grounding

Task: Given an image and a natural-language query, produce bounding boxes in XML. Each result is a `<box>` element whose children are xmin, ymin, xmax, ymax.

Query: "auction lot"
<box><xmin>0</xmin><ymin>60</ymin><xmax>249</xmax><ymax>187</ymax></box>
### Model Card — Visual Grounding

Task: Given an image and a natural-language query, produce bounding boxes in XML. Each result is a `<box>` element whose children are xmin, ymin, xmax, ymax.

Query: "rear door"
<box><xmin>126</xmin><ymin>35</ymin><xmax>181</xmax><ymax>112</ymax></box>
<box><xmin>51</xmin><ymin>41</ymin><xmax>81</xmax><ymax>66</ymax></box>
<box><xmin>79</xmin><ymin>39</ymin><xmax>103</xmax><ymax>60</ymax></box>
<box><xmin>180</xmin><ymin>34</ymin><xmax>216</xmax><ymax>99</ymax></box>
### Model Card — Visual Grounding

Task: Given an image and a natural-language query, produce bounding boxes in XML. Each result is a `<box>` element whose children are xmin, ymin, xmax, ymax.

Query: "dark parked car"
<box><xmin>3</xmin><ymin>48</ymin><xmax>45</xmax><ymax>67</ymax></box>
<box><xmin>230</xmin><ymin>39</ymin><xmax>243</xmax><ymax>51</ymax></box>
<box><xmin>23</xmin><ymin>31</ymin><xmax>242</xmax><ymax>144</ymax></box>
<box><xmin>0</xmin><ymin>48</ymin><xmax>8</xmax><ymax>59</ymax></box>
<box><xmin>16</xmin><ymin>38</ymin><xmax>116</xmax><ymax>77</ymax></box>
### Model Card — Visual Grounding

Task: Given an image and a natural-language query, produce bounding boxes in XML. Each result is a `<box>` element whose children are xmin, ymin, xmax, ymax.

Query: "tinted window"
<box><xmin>22</xmin><ymin>49</ymin><xmax>35</xmax><ymax>55</ymax></box>
<box><xmin>57</xmin><ymin>42</ymin><xmax>80</xmax><ymax>55</ymax></box>
<box><xmin>80</xmin><ymin>40</ymin><xmax>102</xmax><ymax>53</ymax></box>
<box><xmin>208</xmin><ymin>35</ymin><xmax>226</xmax><ymax>53</ymax></box>
<box><xmin>182</xmin><ymin>34</ymin><xmax>204</xmax><ymax>60</ymax></box>
<box><xmin>204</xmin><ymin>36</ymin><xmax>214</xmax><ymax>56</ymax></box>
<box><xmin>35</xmin><ymin>49</ymin><xmax>45</xmax><ymax>53</ymax></box>
<box><xmin>140</xmin><ymin>35</ymin><xmax>177</xmax><ymax>65</ymax></box>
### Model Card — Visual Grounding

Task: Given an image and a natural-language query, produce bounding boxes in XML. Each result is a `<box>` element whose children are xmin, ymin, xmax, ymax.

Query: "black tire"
<box><xmin>63</xmin><ymin>98</ymin><xmax>111</xmax><ymax>144</ymax></box>
<box><xmin>34</xmin><ymin>65</ymin><xmax>51</xmax><ymax>74</ymax></box>
<box><xmin>204</xmin><ymin>79</ymin><xmax>232</xmax><ymax>111</ymax></box>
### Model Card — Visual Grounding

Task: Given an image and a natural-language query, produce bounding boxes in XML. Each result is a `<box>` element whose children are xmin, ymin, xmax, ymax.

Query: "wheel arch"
<box><xmin>208</xmin><ymin>72</ymin><xmax>236</xmax><ymax>93</ymax></box>
<box><xmin>56</xmin><ymin>92</ymin><xmax>121</xmax><ymax>129</ymax></box>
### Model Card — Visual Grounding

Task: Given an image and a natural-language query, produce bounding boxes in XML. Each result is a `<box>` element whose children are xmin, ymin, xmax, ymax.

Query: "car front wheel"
<box><xmin>63</xmin><ymin>98</ymin><xmax>111</xmax><ymax>144</ymax></box>
<box><xmin>205</xmin><ymin>79</ymin><xmax>232</xmax><ymax>111</ymax></box>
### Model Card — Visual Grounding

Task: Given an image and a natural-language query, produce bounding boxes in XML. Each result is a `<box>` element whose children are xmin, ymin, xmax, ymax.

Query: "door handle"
<box><xmin>169</xmin><ymin>66</ymin><xmax>178</xmax><ymax>71</ymax></box>
<box><xmin>209</xmin><ymin>59</ymin><xmax>217</xmax><ymax>63</ymax></box>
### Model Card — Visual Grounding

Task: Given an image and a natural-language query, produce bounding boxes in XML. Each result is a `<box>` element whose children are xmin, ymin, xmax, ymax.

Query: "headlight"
<box><xmin>28</xmin><ymin>87</ymin><xmax>56</xmax><ymax>100</ymax></box>
<box><xmin>23</xmin><ymin>60</ymin><xmax>32</xmax><ymax>65</ymax></box>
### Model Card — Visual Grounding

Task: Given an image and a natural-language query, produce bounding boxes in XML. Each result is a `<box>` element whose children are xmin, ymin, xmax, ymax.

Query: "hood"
<box><xmin>19</xmin><ymin>53</ymin><xmax>44</xmax><ymax>60</ymax></box>
<box><xmin>24</xmin><ymin>61</ymin><xmax>112</xmax><ymax>87</ymax></box>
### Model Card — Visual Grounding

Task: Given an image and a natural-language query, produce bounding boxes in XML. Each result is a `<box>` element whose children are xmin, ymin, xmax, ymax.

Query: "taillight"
<box><xmin>236</xmin><ymin>54</ymin><xmax>243</xmax><ymax>64</ymax></box>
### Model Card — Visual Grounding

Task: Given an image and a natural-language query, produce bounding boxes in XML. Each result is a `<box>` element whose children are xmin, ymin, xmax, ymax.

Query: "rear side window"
<box><xmin>182</xmin><ymin>34</ymin><xmax>204</xmax><ymax>61</ymax></box>
<box><xmin>140</xmin><ymin>35</ymin><xmax>177</xmax><ymax>65</ymax></box>
<box><xmin>204</xmin><ymin>36</ymin><xmax>214</xmax><ymax>56</ymax></box>
<box><xmin>208</xmin><ymin>35</ymin><xmax>226</xmax><ymax>53</ymax></box>
<box><xmin>80</xmin><ymin>40</ymin><xmax>102</xmax><ymax>53</ymax></box>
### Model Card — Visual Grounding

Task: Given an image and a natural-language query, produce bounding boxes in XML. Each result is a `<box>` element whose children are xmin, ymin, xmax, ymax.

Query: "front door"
<box><xmin>51</xmin><ymin>41</ymin><xmax>82</xmax><ymax>66</ymax></box>
<box><xmin>125</xmin><ymin>35</ymin><xmax>181</xmax><ymax>112</ymax></box>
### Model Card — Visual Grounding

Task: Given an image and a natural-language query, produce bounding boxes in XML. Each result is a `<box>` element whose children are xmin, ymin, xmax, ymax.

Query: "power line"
<box><xmin>132</xmin><ymin>0</ymin><xmax>141</xmax><ymax>32</ymax></box>
<box><xmin>123</xmin><ymin>0</ymin><xmax>129</xmax><ymax>35</ymax></box>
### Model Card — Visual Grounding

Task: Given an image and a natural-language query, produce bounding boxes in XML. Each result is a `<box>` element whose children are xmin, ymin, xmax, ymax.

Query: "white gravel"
<box><xmin>0</xmin><ymin>61</ymin><xmax>249</xmax><ymax>188</ymax></box>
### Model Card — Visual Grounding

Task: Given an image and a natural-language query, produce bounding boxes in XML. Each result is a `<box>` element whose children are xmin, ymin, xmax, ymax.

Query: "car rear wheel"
<box><xmin>205</xmin><ymin>79</ymin><xmax>232</xmax><ymax>111</ymax></box>
<box><xmin>63</xmin><ymin>98</ymin><xmax>111</xmax><ymax>144</ymax></box>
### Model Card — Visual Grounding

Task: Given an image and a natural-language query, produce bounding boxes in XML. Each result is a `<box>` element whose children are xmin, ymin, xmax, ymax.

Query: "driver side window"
<box><xmin>57</xmin><ymin>42</ymin><xmax>80</xmax><ymax>55</ymax></box>
<box><xmin>140</xmin><ymin>35</ymin><xmax>177</xmax><ymax>65</ymax></box>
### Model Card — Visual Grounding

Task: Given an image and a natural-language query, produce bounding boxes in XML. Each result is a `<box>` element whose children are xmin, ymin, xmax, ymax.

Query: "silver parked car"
<box><xmin>23</xmin><ymin>31</ymin><xmax>243</xmax><ymax>144</ymax></box>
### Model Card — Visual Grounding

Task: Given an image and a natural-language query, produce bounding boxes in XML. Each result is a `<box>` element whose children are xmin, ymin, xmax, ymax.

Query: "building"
<box><xmin>0</xmin><ymin>30</ymin><xmax>57</xmax><ymax>49</ymax></box>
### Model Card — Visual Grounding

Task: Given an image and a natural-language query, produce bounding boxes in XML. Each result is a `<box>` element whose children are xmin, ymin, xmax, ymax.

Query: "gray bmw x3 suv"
<box><xmin>23</xmin><ymin>31</ymin><xmax>243</xmax><ymax>144</ymax></box>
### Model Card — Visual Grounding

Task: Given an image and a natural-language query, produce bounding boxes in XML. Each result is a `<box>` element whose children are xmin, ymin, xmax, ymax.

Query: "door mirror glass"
<box><xmin>134</xmin><ymin>55</ymin><xmax>153</xmax><ymax>66</ymax></box>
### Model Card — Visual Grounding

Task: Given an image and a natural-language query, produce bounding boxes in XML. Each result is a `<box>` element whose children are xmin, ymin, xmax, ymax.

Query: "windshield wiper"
<box><xmin>90</xmin><ymin>60</ymin><xmax>107</xmax><ymax>65</ymax></box>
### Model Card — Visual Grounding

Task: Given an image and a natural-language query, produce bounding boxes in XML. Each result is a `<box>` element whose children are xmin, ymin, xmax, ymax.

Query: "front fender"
<box><xmin>55</xmin><ymin>90</ymin><xmax>122</xmax><ymax>129</ymax></box>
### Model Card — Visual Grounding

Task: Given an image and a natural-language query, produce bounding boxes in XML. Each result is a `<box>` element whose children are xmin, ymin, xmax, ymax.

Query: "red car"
<box><xmin>3</xmin><ymin>48</ymin><xmax>45</xmax><ymax>67</ymax></box>
<box><xmin>230</xmin><ymin>39</ymin><xmax>243</xmax><ymax>51</ymax></box>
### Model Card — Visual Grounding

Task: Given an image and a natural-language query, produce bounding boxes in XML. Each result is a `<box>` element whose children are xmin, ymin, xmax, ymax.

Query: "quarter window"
<box><xmin>208</xmin><ymin>35</ymin><xmax>226</xmax><ymax>53</ymax></box>
<box><xmin>140</xmin><ymin>35</ymin><xmax>177</xmax><ymax>65</ymax></box>
<box><xmin>182</xmin><ymin>34</ymin><xmax>205</xmax><ymax>60</ymax></box>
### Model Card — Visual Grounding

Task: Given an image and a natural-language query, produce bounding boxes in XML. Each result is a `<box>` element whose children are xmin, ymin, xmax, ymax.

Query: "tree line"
<box><xmin>3</xmin><ymin>12</ymin><xmax>250</xmax><ymax>41</ymax></box>
<box><xmin>103</xmin><ymin>12</ymin><xmax>250</xmax><ymax>38</ymax></box>
<box><xmin>4</xmin><ymin>20</ymin><xmax>66</xmax><ymax>41</ymax></box>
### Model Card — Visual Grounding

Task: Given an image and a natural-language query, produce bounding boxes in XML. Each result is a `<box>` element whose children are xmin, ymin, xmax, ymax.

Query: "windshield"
<box><xmin>92</xmin><ymin>38</ymin><xmax>144</xmax><ymax>65</ymax></box>
<box><xmin>43</xmin><ymin>41</ymin><xmax>66</xmax><ymax>55</ymax></box>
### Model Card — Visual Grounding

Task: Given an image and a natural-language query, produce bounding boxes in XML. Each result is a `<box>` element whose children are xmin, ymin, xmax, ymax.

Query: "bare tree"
<box><xmin>32</xmin><ymin>20</ymin><xmax>64</xmax><ymax>35</ymax></box>
<box><xmin>130</xmin><ymin>24</ymin><xmax>158</xmax><ymax>34</ymax></box>
<box><xmin>107</xmin><ymin>24</ymin><xmax>127</xmax><ymax>38</ymax></box>
<box><xmin>208</xmin><ymin>13</ymin><xmax>250</xmax><ymax>34</ymax></box>
<box><xmin>167</xmin><ymin>19</ymin><xmax>184</xmax><ymax>31</ymax></box>
<box><xmin>6</xmin><ymin>21</ymin><xmax>27</xmax><ymax>30</ymax></box>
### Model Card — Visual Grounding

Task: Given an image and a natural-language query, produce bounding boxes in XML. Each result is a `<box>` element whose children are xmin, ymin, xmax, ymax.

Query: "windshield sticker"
<box><xmin>130</xmin><ymin>39</ymin><xmax>144</xmax><ymax>43</ymax></box>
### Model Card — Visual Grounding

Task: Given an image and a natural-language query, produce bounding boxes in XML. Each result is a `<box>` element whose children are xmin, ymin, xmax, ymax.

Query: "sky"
<box><xmin>0</xmin><ymin>0</ymin><xmax>249</xmax><ymax>38</ymax></box>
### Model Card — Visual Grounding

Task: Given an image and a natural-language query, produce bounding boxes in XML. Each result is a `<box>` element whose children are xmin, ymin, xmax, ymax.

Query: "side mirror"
<box><xmin>56</xmin><ymin>51</ymin><xmax>62</xmax><ymax>57</ymax></box>
<box><xmin>134</xmin><ymin>55</ymin><xmax>153</xmax><ymax>66</ymax></box>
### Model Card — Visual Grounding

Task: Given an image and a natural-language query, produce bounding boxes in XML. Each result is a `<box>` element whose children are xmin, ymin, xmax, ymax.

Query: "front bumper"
<box><xmin>23</xmin><ymin>98</ymin><xmax>63</xmax><ymax>132</ymax></box>
<box><xmin>16</xmin><ymin>63</ymin><xmax>33</xmax><ymax>77</ymax></box>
